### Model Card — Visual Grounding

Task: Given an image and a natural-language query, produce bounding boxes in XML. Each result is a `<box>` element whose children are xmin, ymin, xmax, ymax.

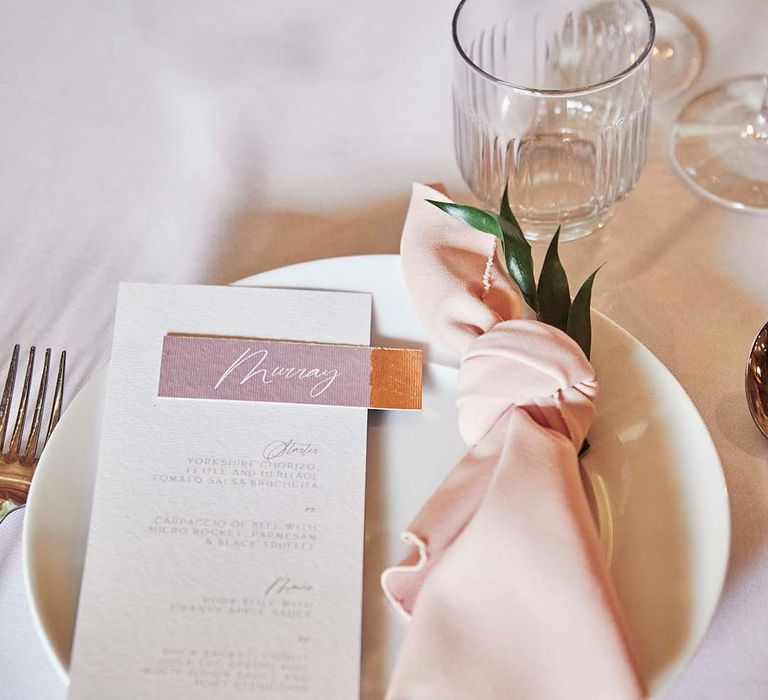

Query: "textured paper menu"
<box><xmin>68</xmin><ymin>284</ymin><xmax>371</xmax><ymax>700</ymax></box>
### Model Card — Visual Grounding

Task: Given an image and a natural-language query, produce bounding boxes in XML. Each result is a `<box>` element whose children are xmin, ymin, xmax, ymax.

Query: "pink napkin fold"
<box><xmin>381</xmin><ymin>184</ymin><xmax>646</xmax><ymax>699</ymax></box>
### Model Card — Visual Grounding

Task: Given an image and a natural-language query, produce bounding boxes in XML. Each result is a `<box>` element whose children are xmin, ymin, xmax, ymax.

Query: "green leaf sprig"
<box><xmin>427</xmin><ymin>185</ymin><xmax>601</xmax><ymax>359</ymax></box>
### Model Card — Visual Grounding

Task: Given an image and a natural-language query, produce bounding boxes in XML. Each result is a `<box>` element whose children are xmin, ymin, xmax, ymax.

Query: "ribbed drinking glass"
<box><xmin>453</xmin><ymin>0</ymin><xmax>656</xmax><ymax>241</ymax></box>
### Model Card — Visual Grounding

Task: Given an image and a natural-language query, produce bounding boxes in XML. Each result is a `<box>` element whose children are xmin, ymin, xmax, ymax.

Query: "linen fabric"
<box><xmin>381</xmin><ymin>184</ymin><xmax>645</xmax><ymax>699</ymax></box>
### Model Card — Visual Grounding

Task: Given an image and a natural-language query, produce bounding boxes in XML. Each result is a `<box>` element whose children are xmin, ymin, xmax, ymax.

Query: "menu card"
<box><xmin>68</xmin><ymin>284</ymin><xmax>372</xmax><ymax>699</ymax></box>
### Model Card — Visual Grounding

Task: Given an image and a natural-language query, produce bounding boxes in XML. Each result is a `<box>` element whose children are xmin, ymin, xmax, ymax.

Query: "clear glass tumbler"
<box><xmin>453</xmin><ymin>0</ymin><xmax>655</xmax><ymax>241</ymax></box>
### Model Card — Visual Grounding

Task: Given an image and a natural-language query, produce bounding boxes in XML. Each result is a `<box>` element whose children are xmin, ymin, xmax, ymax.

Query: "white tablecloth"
<box><xmin>1</xmin><ymin>0</ymin><xmax>767</xmax><ymax>697</ymax></box>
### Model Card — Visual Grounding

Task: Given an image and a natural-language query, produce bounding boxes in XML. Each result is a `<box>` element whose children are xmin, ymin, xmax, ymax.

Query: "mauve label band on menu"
<box><xmin>158</xmin><ymin>334</ymin><xmax>423</xmax><ymax>410</ymax></box>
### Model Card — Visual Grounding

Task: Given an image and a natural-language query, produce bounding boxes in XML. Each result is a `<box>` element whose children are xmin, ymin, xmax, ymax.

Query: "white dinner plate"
<box><xmin>24</xmin><ymin>254</ymin><xmax>729</xmax><ymax>697</ymax></box>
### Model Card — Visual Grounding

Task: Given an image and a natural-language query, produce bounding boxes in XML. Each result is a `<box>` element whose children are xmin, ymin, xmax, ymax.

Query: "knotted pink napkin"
<box><xmin>381</xmin><ymin>184</ymin><xmax>645</xmax><ymax>699</ymax></box>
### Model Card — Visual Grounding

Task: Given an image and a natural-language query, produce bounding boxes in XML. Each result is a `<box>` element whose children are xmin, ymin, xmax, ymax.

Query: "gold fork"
<box><xmin>0</xmin><ymin>345</ymin><xmax>66</xmax><ymax>517</ymax></box>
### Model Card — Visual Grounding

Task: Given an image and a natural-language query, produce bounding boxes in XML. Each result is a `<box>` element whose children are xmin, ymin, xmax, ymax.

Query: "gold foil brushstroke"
<box><xmin>370</xmin><ymin>348</ymin><xmax>423</xmax><ymax>410</ymax></box>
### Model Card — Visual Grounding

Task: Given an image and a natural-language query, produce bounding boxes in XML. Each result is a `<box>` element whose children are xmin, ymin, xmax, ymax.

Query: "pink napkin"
<box><xmin>381</xmin><ymin>184</ymin><xmax>646</xmax><ymax>699</ymax></box>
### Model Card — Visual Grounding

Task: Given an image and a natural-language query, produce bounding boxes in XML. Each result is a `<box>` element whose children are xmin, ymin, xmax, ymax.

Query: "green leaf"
<box><xmin>536</xmin><ymin>227</ymin><xmax>570</xmax><ymax>331</ymax></box>
<box><xmin>566</xmin><ymin>266</ymin><xmax>602</xmax><ymax>359</ymax></box>
<box><xmin>427</xmin><ymin>200</ymin><xmax>503</xmax><ymax>236</ymax></box>
<box><xmin>499</xmin><ymin>183</ymin><xmax>524</xmax><ymax>233</ymax></box>
<box><xmin>498</xmin><ymin>217</ymin><xmax>537</xmax><ymax>311</ymax></box>
<box><xmin>427</xmin><ymin>199</ymin><xmax>538</xmax><ymax>311</ymax></box>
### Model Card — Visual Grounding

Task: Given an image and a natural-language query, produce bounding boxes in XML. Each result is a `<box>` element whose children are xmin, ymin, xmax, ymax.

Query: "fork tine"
<box><xmin>43</xmin><ymin>350</ymin><xmax>66</xmax><ymax>447</ymax></box>
<box><xmin>22</xmin><ymin>348</ymin><xmax>51</xmax><ymax>465</ymax></box>
<box><xmin>0</xmin><ymin>345</ymin><xmax>20</xmax><ymax>450</ymax></box>
<box><xmin>6</xmin><ymin>347</ymin><xmax>35</xmax><ymax>462</ymax></box>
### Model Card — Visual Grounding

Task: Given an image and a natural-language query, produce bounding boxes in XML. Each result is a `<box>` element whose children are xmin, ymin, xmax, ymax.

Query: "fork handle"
<box><xmin>0</xmin><ymin>462</ymin><xmax>36</xmax><ymax>504</ymax></box>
